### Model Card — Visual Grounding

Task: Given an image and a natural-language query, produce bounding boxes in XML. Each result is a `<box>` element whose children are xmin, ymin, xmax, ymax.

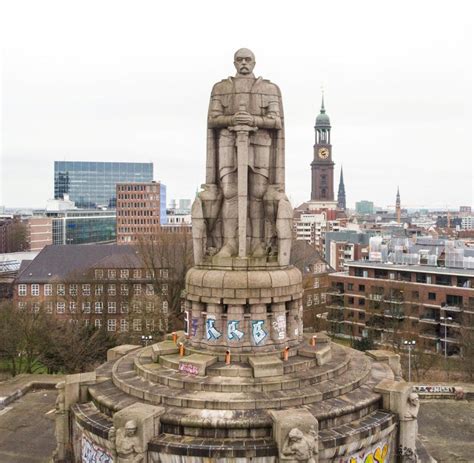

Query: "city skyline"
<box><xmin>0</xmin><ymin>1</ymin><xmax>472</xmax><ymax>210</ymax></box>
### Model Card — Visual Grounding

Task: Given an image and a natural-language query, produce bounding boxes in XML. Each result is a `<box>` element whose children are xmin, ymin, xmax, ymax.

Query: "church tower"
<box><xmin>337</xmin><ymin>166</ymin><xmax>346</xmax><ymax>211</ymax></box>
<box><xmin>396</xmin><ymin>186</ymin><xmax>401</xmax><ymax>223</ymax></box>
<box><xmin>311</xmin><ymin>94</ymin><xmax>335</xmax><ymax>202</ymax></box>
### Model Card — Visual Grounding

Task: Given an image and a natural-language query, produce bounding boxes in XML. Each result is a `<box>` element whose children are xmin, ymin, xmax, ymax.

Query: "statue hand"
<box><xmin>232</xmin><ymin>112</ymin><xmax>254</xmax><ymax>126</ymax></box>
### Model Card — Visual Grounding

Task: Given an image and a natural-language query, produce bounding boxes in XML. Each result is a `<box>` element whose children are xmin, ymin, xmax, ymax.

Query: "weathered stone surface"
<box><xmin>249</xmin><ymin>355</ymin><xmax>283</xmax><ymax>378</ymax></box>
<box><xmin>178</xmin><ymin>354</ymin><xmax>217</xmax><ymax>377</ymax></box>
<box><xmin>107</xmin><ymin>345</ymin><xmax>140</xmax><ymax>362</ymax></box>
<box><xmin>151</xmin><ymin>341</ymin><xmax>179</xmax><ymax>362</ymax></box>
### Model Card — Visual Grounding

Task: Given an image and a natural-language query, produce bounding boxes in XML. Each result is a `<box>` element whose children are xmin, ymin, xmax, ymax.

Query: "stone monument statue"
<box><xmin>109</xmin><ymin>420</ymin><xmax>144</xmax><ymax>463</ymax></box>
<box><xmin>282</xmin><ymin>427</ymin><xmax>318</xmax><ymax>462</ymax></box>
<box><xmin>192</xmin><ymin>48</ymin><xmax>293</xmax><ymax>265</ymax></box>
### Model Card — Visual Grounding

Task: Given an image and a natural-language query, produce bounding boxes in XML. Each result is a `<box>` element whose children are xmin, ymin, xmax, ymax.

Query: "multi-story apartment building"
<box><xmin>327</xmin><ymin>247</ymin><xmax>474</xmax><ymax>356</ymax></box>
<box><xmin>13</xmin><ymin>244</ymin><xmax>170</xmax><ymax>337</ymax></box>
<box><xmin>25</xmin><ymin>217</ymin><xmax>53</xmax><ymax>251</ymax></box>
<box><xmin>116</xmin><ymin>182</ymin><xmax>167</xmax><ymax>243</ymax></box>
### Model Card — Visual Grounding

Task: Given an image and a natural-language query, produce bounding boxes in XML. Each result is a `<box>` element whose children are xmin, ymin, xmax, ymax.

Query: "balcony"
<box><xmin>383</xmin><ymin>309</ymin><xmax>405</xmax><ymax>319</ymax></box>
<box><xmin>367</xmin><ymin>294</ymin><xmax>383</xmax><ymax>301</ymax></box>
<box><xmin>442</xmin><ymin>305</ymin><xmax>462</xmax><ymax>313</ymax></box>
<box><xmin>419</xmin><ymin>316</ymin><xmax>439</xmax><ymax>325</ymax></box>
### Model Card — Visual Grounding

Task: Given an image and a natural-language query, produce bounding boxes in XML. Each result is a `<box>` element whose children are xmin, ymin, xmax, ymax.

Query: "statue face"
<box><xmin>234</xmin><ymin>48</ymin><xmax>255</xmax><ymax>75</ymax></box>
<box><xmin>125</xmin><ymin>427</ymin><xmax>137</xmax><ymax>437</ymax></box>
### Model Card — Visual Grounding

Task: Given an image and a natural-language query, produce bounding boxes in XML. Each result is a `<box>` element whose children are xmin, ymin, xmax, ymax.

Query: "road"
<box><xmin>0</xmin><ymin>389</ymin><xmax>57</xmax><ymax>463</ymax></box>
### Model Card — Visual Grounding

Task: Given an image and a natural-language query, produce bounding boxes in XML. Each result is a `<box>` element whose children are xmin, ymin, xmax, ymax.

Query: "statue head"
<box><xmin>408</xmin><ymin>392</ymin><xmax>419</xmax><ymax>407</ymax></box>
<box><xmin>124</xmin><ymin>420</ymin><xmax>138</xmax><ymax>437</ymax></box>
<box><xmin>288</xmin><ymin>427</ymin><xmax>304</xmax><ymax>443</ymax></box>
<box><xmin>234</xmin><ymin>48</ymin><xmax>256</xmax><ymax>76</ymax></box>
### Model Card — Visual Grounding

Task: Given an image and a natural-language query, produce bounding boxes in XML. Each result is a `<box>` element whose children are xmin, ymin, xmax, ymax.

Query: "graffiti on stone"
<box><xmin>252</xmin><ymin>320</ymin><xmax>267</xmax><ymax>345</ymax></box>
<box><xmin>413</xmin><ymin>385</ymin><xmax>455</xmax><ymax>394</ymax></box>
<box><xmin>184</xmin><ymin>310</ymin><xmax>190</xmax><ymax>336</ymax></box>
<box><xmin>191</xmin><ymin>317</ymin><xmax>199</xmax><ymax>336</ymax></box>
<box><xmin>179</xmin><ymin>363</ymin><xmax>199</xmax><ymax>375</ymax></box>
<box><xmin>227</xmin><ymin>320</ymin><xmax>244</xmax><ymax>341</ymax></box>
<box><xmin>206</xmin><ymin>316</ymin><xmax>221</xmax><ymax>340</ymax></box>
<box><xmin>81</xmin><ymin>434</ymin><xmax>112</xmax><ymax>463</ymax></box>
<box><xmin>340</xmin><ymin>439</ymin><xmax>390</xmax><ymax>463</ymax></box>
<box><xmin>273</xmin><ymin>314</ymin><xmax>286</xmax><ymax>340</ymax></box>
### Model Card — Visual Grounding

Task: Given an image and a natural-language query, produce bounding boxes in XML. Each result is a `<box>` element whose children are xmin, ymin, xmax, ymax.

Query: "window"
<box><xmin>162</xmin><ymin>301</ymin><xmax>169</xmax><ymax>312</ymax></box>
<box><xmin>145</xmin><ymin>319</ymin><xmax>154</xmax><ymax>331</ymax></box>
<box><xmin>134</xmin><ymin>284</ymin><xmax>142</xmax><ymax>296</ymax></box>
<box><xmin>348</xmin><ymin>283</ymin><xmax>354</xmax><ymax>291</ymax></box>
<box><xmin>133</xmin><ymin>269</ymin><xmax>141</xmax><ymax>279</ymax></box>
<box><xmin>313</xmin><ymin>278</ymin><xmax>320</xmax><ymax>289</ymax></box>
<box><xmin>31</xmin><ymin>284</ymin><xmax>40</xmax><ymax>296</ymax></box>
<box><xmin>18</xmin><ymin>284</ymin><xmax>27</xmax><ymax>296</ymax></box>
<box><xmin>44</xmin><ymin>284</ymin><xmax>53</xmax><ymax>296</ymax></box>
<box><xmin>18</xmin><ymin>302</ymin><xmax>27</xmax><ymax>310</ymax></box>
<box><xmin>314</xmin><ymin>294</ymin><xmax>320</xmax><ymax>305</ymax></box>
<box><xmin>133</xmin><ymin>319</ymin><xmax>142</xmax><ymax>331</ymax></box>
<box><xmin>82</xmin><ymin>302</ymin><xmax>91</xmax><ymax>313</ymax></box>
<box><xmin>121</xmin><ymin>284</ymin><xmax>129</xmax><ymax>296</ymax></box>
<box><xmin>69</xmin><ymin>302</ymin><xmax>77</xmax><ymax>313</ymax></box>
<box><xmin>146</xmin><ymin>284</ymin><xmax>154</xmax><ymax>296</ymax></box>
<box><xmin>108</xmin><ymin>269</ymin><xmax>117</xmax><ymax>279</ymax></box>
<box><xmin>57</xmin><ymin>284</ymin><xmax>65</xmax><ymax>296</ymax></box>
<box><xmin>45</xmin><ymin>302</ymin><xmax>53</xmax><ymax>313</ymax></box>
<box><xmin>348</xmin><ymin>297</ymin><xmax>355</xmax><ymax>304</ymax></box>
<box><xmin>428</xmin><ymin>292</ymin><xmax>436</xmax><ymax>301</ymax></box>
<box><xmin>95</xmin><ymin>302</ymin><xmax>103</xmax><ymax>313</ymax></box>
<box><xmin>107</xmin><ymin>319</ymin><xmax>116</xmax><ymax>332</ymax></box>
<box><xmin>95</xmin><ymin>284</ymin><xmax>103</xmax><ymax>296</ymax></box>
<box><xmin>32</xmin><ymin>302</ymin><xmax>40</xmax><ymax>313</ymax></box>
<box><xmin>95</xmin><ymin>269</ymin><xmax>103</xmax><ymax>279</ymax></box>
<box><xmin>321</xmin><ymin>293</ymin><xmax>326</xmax><ymax>303</ymax></box>
<box><xmin>120</xmin><ymin>269</ymin><xmax>129</xmax><ymax>279</ymax></box>
<box><xmin>161</xmin><ymin>269</ymin><xmax>168</xmax><ymax>279</ymax></box>
<box><xmin>121</xmin><ymin>302</ymin><xmax>129</xmax><ymax>313</ymax></box>
<box><xmin>146</xmin><ymin>302</ymin><xmax>154</xmax><ymax>313</ymax></box>
<box><xmin>94</xmin><ymin>319</ymin><xmax>101</xmax><ymax>328</ymax></box>
<box><xmin>57</xmin><ymin>302</ymin><xmax>65</xmax><ymax>314</ymax></box>
<box><xmin>108</xmin><ymin>302</ymin><xmax>117</xmax><ymax>314</ymax></box>
<box><xmin>133</xmin><ymin>302</ymin><xmax>142</xmax><ymax>313</ymax></box>
<box><xmin>108</xmin><ymin>284</ymin><xmax>116</xmax><ymax>296</ymax></box>
<box><xmin>359</xmin><ymin>285</ymin><xmax>365</xmax><ymax>292</ymax></box>
<box><xmin>359</xmin><ymin>312</ymin><xmax>365</xmax><ymax>320</ymax></box>
<box><xmin>161</xmin><ymin>284</ymin><xmax>168</xmax><ymax>295</ymax></box>
<box><xmin>358</xmin><ymin>298</ymin><xmax>365</xmax><ymax>306</ymax></box>
<box><xmin>69</xmin><ymin>284</ymin><xmax>78</xmax><ymax>296</ymax></box>
<box><xmin>306</xmin><ymin>295</ymin><xmax>313</xmax><ymax>307</ymax></box>
<box><xmin>82</xmin><ymin>284</ymin><xmax>91</xmax><ymax>296</ymax></box>
<box><xmin>120</xmin><ymin>319</ymin><xmax>129</xmax><ymax>332</ymax></box>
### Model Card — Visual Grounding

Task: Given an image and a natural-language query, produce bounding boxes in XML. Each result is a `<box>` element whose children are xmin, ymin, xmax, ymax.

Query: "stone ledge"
<box><xmin>179</xmin><ymin>354</ymin><xmax>217</xmax><ymax>377</ymax></box>
<box><xmin>249</xmin><ymin>356</ymin><xmax>283</xmax><ymax>378</ymax></box>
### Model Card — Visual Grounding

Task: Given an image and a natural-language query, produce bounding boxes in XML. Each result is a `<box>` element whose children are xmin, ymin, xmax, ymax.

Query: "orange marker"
<box><xmin>179</xmin><ymin>342</ymin><xmax>185</xmax><ymax>357</ymax></box>
<box><xmin>311</xmin><ymin>335</ymin><xmax>317</xmax><ymax>347</ymax></box>
<box><xmin>172</xmin><ymin>332</ymin><xmax>177</xmax><ymax>344</ymax></box>
<box><xmin>283</xmin><ymin>346</ymin><xmax>289</xmax><ymax>361</ymax></box>
<box><xmin>225</xmin><ymin>350</ymin><xmax>231</xmax><ymax>365</ymax></box>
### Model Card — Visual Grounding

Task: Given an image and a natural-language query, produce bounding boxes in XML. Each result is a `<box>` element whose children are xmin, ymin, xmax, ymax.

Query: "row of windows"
<box><xmin>18</xmin><ymin>283</ymin><xmax>168</xmax><ymax>297</ymax></box>
<box><xmin>117</xmin><ymin>184</ymin><xmax>158</xmax><ymax>192</ymax></box>
<box><xmin>18</xmin><ymin>300</ymin><xmax>168</xmax><ymax>313</ymax></box>
<box><xmin>117</xmin><ymin>193</ymin><xmax>160</xmax><ymax>199</ymax></box>
<box><xmin>117</xmin><ymin>210</ymin><xmax>160</xmax><ymax>217</ymax></box>
<box><xmin>306</xmin><ymin>293</ymin><xmax>327</xmax><ymax>307</ymax></box>
<box><xmin>94</xmin><ymin>268</ymin><xmax>168</xmax><ymax>279</ymax></box>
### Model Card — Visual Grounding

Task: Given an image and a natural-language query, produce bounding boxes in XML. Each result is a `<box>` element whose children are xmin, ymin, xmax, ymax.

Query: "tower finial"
<box><xmin>320</xmin><ymin>86</ymin><xmax>325</xmax><ymax>113</ymax></box>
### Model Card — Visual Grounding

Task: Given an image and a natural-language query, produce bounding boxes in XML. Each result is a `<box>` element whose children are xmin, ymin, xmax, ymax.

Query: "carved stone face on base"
<box><xmin>233</xmin><ymin>48</ymin><xmax>256</xmax><ymax>75</ymax></box>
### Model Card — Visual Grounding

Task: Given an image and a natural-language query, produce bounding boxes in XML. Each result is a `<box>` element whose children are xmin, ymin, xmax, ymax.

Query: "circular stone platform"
<box><xmin>66</xmin><ymin>333</ymin><xmax>399</xmax><ymax>462</ymax></box>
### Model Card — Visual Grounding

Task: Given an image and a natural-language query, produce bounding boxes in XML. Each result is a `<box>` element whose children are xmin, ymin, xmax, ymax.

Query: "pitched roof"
<box><xmin>15</xmin><ymin>244</ymin><xmax>144</xmax><ymax>283</ymax></box>
<box><xmin>290</xmin><ymin>241</ymin><xmax>332</xmax><ymax>274</ymax></box>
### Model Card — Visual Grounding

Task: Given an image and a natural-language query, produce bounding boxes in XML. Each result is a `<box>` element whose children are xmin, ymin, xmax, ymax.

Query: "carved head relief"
<box><xmin>124</xmin><ymin>420</ymin><xmax>138</xmax><ymax>437</ymax></box>
<box><xmin>234</xmin><ymin>48</ymin><xmax>256</xmax><ymax>76</ymax></box>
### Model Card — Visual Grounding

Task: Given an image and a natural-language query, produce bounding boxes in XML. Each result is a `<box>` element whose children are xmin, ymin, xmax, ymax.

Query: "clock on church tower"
<box><xmin>310</xmin><ymin>94</ymin><xmax>335</xmax><ymax>201</ymax></box>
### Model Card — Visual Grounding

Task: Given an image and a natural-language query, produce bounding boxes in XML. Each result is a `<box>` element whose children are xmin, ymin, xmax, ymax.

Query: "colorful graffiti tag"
<box><xmin>227</xmin><ymin>320</ymin><xmax>245</xmax><ymax>341</ymax></box>
<box><xmin>340</xmin><ymin>439</ymin><xmax>390</xmax><ymax>463</ymax></box>
<box><xmin>179</xmin><ymin>363</ymin><xmax>199</xmax><ymax>375</ymax></box>
<box><xmin>81</xmin><ymin>434</ymin><xmax>113</xmax><ymax>463</ymax></box>
<box><xmin>251</xmin><ymin>320</ymin><xmax>267</xmax><ymax>345</ymax></box>
<box><xmin>191</xmin><ymin>317</ymin><xmax>199</xmax><ymax>336</ymax></box>
<box><xmin>206</xmin><ymin>316</ymin><xmax>222</xmax><ymax>340</ymax></box>
<box><xmin>272</xmin><ymin>314</ymin><xmax>286</xmax><ymax>340</ymax></box>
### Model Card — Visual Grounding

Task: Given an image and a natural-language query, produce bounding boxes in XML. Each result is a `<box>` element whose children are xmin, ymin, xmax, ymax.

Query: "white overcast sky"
<box><xmin>0</xmin><ymin>0</ymin><xmax>472</xmax><ymax>210</ymax></box>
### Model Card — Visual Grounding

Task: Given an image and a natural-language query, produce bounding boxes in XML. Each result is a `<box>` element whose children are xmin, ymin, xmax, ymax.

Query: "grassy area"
<box><xmin>0</xmin><ymin>358</ymin><xmax>48</xmax><ymax>377</ymax></box>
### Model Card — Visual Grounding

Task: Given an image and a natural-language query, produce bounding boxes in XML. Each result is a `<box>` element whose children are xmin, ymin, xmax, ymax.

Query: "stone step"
<box><xmin>132</xmin><ymin>348</ymin><xmax>350</xmax><ymax>393</ymax></box>
<box><xmin>111</xmin><ymin>352</ymin><xmax>371</xmax><ymax>410</ymax></box>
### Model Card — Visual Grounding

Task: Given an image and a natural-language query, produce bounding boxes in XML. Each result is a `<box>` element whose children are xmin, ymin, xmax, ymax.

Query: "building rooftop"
<box><xmin>347</xmin><ymin>260</ymin><xmax>474</xmax><ymax>277</ymax></box>
<box><xmin>15</xmin><ymin>244</ymin><xmax>145</xmax><ymax>283</ymax></box>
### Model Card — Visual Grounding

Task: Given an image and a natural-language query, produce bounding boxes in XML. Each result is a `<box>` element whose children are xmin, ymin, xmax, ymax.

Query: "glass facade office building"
<box><xmin>54</xmin><ymin>161</ymin><xmax>153</xmax><ymax>208</ymax></box>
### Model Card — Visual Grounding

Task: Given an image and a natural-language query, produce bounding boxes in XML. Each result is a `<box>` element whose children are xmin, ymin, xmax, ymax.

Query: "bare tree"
<box><xmin>135</xmin><ymin>228</ymin><xmax>193</xmax><ymax>333</ymax></box>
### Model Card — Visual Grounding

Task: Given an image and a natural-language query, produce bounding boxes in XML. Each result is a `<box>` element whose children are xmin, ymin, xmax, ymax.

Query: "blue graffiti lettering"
<box><xmin>252</xmin><ymin>320</ymin><xmax>267</xmax><ymax>345</ymax></box>
<box><xmin>206</xmin><ymin>318</ymin><xmax>222</xmax><ymax>340</ymax></box>
<box><xmin>227</xmin><ymin>320</ymin><xmax>244</xmax><ymax>341</ymax></box>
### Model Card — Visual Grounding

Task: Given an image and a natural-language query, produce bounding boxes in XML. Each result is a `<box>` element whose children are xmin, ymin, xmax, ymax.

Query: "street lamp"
<box><xmin>141</xmin><ymin>335</ymin><xmax>153</xmax><ymax>347</ymax></box>
<box><xmin>403</xmin><ymin>340</ymin><xmax>416</xmax><ymax>382</ymax></box>
<box><xmin>440</xmin><ymin>316</ymin><xmax>453</xmax><ymax>358</ymax></box>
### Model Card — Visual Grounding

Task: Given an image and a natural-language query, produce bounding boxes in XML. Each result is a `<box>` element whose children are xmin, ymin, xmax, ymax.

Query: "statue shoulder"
<box><xmin>211</xmin><ymin>77</ymin><xmax>233</xmax><ymax>96</ymax></box>
<box><xmin>256</xmin><ymin>77</ymin><xmax>281</xmax><ymax>97</ymax></box>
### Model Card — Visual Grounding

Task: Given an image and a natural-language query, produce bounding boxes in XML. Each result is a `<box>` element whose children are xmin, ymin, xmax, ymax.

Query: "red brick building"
<box><xmin>328</xmin><ymin>261</ymin><xmax>474</xmax><ymax>355</ymax></box>
<box><xmin>116</xmin><ymin>182</ymin><xmax>164</xmax><ymax>244</ymax></box>
<box><xmin>13</xmin><ymin>244</ymin><xmax>170</xmax><ymax>337</ymax></box>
